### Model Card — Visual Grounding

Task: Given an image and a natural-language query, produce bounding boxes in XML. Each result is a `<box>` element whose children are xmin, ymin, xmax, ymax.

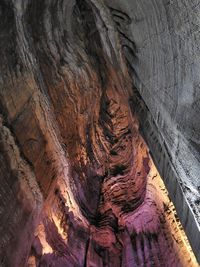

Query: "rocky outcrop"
<box><xmin>0</xmin><ymin>0</ymin><xmax>199</xmax><ymax>266</ymax></box>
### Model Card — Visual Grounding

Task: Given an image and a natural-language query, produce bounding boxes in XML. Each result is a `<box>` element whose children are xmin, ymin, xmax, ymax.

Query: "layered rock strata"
<box><xmin>105</xmin><ymin>0</ymin><xmax>200</xmax><ymax>261</ymax></box>
<box><xmin>0</xmin><ymin>0</ymin><xmax>199</xmax><ymax>266</ymax></box>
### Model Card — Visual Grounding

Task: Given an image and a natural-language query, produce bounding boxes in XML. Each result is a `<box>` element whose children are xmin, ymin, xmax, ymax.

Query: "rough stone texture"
<box><xmin>0</xmin><ymin>0</ymin><xmax>199</xmax><ymax>266</ymax></box>
<box><xmin>105</xmin><ymin>0</ymin><xmax>200</xmax><ymax>262</ymax></box>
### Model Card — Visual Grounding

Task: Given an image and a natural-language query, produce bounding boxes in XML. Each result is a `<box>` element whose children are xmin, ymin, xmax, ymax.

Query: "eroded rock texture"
<box><xmin>105</xmin><ymin>0</ymin><xmax>200</xmax><ymax>261</ymax></box>
<box><xmin>0</xmin><ymin>0</ymin><xmax>199</xmax><ymax>266</ymax></box>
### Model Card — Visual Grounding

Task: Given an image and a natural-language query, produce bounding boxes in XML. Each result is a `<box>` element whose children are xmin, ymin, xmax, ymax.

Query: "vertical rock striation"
<box><xmin>105</xmin><ymin>0</ymin><xmax>200</xmax><ymax>261</ymax></box>
<box><xmin>0</xmin><ymin>0</ymin><xmax>199</xmax><ymax>266</ymax></box>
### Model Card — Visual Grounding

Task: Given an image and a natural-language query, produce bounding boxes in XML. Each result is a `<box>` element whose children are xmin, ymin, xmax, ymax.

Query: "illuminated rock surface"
<box><xmin>0</xmin><ymin>0</ymin><xmax>199</xmax><ymax>266</ymax></box>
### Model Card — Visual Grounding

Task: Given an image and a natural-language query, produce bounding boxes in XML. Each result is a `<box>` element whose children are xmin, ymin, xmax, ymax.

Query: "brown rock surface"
<box><xmin>0</xmin><ymin>0</ymin><xmax>199</xmax><ymax>266</ymax></box>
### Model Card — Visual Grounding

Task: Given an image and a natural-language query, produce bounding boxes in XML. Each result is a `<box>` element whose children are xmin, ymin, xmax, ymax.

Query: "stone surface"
<box><xmin>0</xmin><ymin>0</ymin><xmax>199</xmax><ymax>266</ymax></box>
<box><xmin>105</xmin><ymin>0</ymin><xmax>200</xmax><ymax>262</ymax></box>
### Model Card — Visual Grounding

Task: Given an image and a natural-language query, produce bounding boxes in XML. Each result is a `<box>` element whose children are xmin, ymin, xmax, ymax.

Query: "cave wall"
<box><xmin>0</xmin><ymin>0</ymin><xmax>199</xmax><ymax>266</ymax></box>
<box><xmin>104</xmin><ymin>0</ymin><xmax>200</xmax><ymax>261</ymax></box>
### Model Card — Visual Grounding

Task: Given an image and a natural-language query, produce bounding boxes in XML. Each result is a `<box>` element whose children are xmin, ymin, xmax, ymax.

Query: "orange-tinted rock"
<box><xmin>0</xmin><ymin>0</ymin><xmax>199</xmax><ymax>267</ymax></box>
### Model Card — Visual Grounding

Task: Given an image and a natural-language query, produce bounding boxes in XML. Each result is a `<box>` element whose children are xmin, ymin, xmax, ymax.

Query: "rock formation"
<box><xmin>0</xmin><ymin>0</ymin><xmax>199</xmax><ymax>266</ymax></box>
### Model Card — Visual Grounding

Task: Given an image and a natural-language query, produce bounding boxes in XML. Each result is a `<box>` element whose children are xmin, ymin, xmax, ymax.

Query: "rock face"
<box><xmin>0</xmin><ymin>0</ymin><xmax>199</xmax><ymax>266</ymax></box>
<box><xmin>104</xmin><ymin>0</ymin><xmax>200</xmax><ymax>261</ymax></box>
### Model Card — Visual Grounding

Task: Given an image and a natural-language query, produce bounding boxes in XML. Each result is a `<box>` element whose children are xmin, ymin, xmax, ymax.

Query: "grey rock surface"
<box><xmin>0</xmin><ymin>0</ymin><xmax>200</xmax><ymax>265</ymax></box>
<box><xmin>105</xmin><ymin>0</ymin><xmax>200</xmax><ymax>262</ymax></box>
